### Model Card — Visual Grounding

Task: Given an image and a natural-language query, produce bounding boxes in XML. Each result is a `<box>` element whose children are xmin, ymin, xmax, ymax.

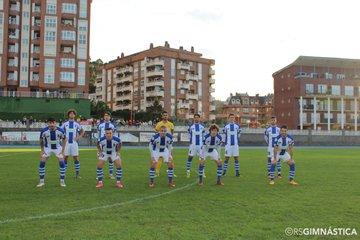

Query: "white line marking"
<box><xmin>0</xmin><ymin>181</ymin><xmax>197</xmax><ymax>225</ymax></box>
<box><xmin>0</xmin><ymin>152</ymin><xmax>27</xmax><ymax>158</ymax></box>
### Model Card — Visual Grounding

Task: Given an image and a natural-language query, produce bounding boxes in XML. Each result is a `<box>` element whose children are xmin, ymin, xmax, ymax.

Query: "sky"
<box><xmin>90</xmin><ymin>0</ymin><xmax>360</xmax><ymax>101</ymax></box>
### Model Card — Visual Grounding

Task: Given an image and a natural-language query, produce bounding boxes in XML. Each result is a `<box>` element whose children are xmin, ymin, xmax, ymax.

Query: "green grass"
<box><xmin>0</xmin><ymin>147</ymin><xmax>359</xmax><ymax>240</ymax></box>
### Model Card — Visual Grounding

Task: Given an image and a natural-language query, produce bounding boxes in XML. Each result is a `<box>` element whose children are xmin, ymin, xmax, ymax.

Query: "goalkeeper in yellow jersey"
<box><xmin>154</xmin><ymin>111</ymin><xmax>174</xmax><ymax>176</ymax></box>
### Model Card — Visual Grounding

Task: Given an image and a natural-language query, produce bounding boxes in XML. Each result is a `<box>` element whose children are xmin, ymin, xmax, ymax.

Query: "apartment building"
<box><xmin>0</xmin><ymin>0</ymin><xmax>91</xmax><ymax>94</ymax></box>
<box><xmin>95</xmin><ymin>42</ymin><xmax>216</xmax><ymax>120</ymax></box>
<box><xmin>220</xmin><ymin>93</ymin><xmax>273</xmax><ymax>126</ymax></box>
<box><xmin>273</xmin><ymin>56</ymin><xmax>360</xmax><ymax>130</ymax></box>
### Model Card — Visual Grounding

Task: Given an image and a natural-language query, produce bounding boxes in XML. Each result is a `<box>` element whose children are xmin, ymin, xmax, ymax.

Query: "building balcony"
<box><xmin>177</xmin><ymin>63</ymin><xmax>191</xmax><ymax>71</ymax></box>
<box><xmin>186</xmin><ymin>93</ymin><xmax>199</xmax><ymax>100</ymax></box>
<box><xmin>117</xmin><ymin>66</ymin><xmax>133</xmax><ymax>74</ymax></box>
<box><xmin>146</xmin><ymin>91</ymin><xmax>164</xmax><ymax>98</ymax></box>
<box><xmin>179</xmin><ymin>83</ymin><xmax>190</xmax><ymax>89</ymax></box>
<box><xmin>186</xmin><ymin>74</ymin><xmax>199</xmax><ymax>81</ymax></box>
<box><xmin>178</xmin><ymin>102</ymin><xmax>190</xmax><ymax>109</ymax></box>
<box><xmin>147</xmin><ymin>69</ymin><xmax>164</xmax><ymax>77</ymax></box>
<box><xmin>146</xmin><ymin>58</ymin><xmax>164</xmax><ymax>66</ymax></box>
<box><xmin>10</xmin><ymin>3</ymin><xmax>21</xmax><ymax>12</ymax></box>
<box><xmin>116</xmin><ymin>94</ymin><xmax>132</xmax><ymax>101</ymax></box>
<box><xmin>117</xmin><ymin>85</ymin><xmax>132</xmax><ymax>92</ymax></box>
<box><xmin>211</xmin><ymin>96</ymin><xmax>216</xmax><ymax>102</ymax></box>
<box><xmin>117</xmin><ymin>75</ymin><xmax>133</xmax><ymax>84</ymax></box>
<box><xmin>146</xmin><ymin>79</ymin><xmax>164</xmax><ymax>87</ymax></box>
<box><xmin>209</xmin><ymin>68</ymin><xmax>215</xmax><ymax>75</ymax></box>
<box><xmin>209</xmin><ymin>77</ymin><xmax>215</xmax><ymax>85</ymax></box>
<box><xmin>209</xmin><ymin>86</ymin><xmax>215</xmax><ymax>93</ymax></box>
<box><xmin>210</xmin><ymin>105</ymin><xmax>216</xmax><ymax>111</ymax></box>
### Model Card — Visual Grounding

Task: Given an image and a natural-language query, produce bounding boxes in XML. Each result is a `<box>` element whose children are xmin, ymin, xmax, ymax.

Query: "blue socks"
<box><xmin>59</xmin><ymin>160</ymin><xmax>66</xmax><ymax>180</ymax></box>
<box><xmin>116</xmin><ymin>167</ymin><xmax>122</xmax><ymax>181</ymax></box>
<box><xmin>186</xmin><ymin>156</ymin><xmax>193</xmax><ymax>171</ymax></box>
<box><xmin>168</xmin><ymin>167</ymin><xmax>174</xmax><ymax>182</ymax></box>
<box><xmin>39</xmin><ymin>161</ymin><xmax>46</xmax><ymax>180</ymax></box>
<box><xmin>97</xmin><ymin>167</ymin><xmax>103</xmax><ymax>181</ymax></box>
<box><xmin>149</xmin><ymin>167</ymin><xmax>155</xmax><ymax>183</ymax></box>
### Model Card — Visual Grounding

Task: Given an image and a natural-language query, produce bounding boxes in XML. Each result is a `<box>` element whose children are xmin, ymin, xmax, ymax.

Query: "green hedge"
<box><xmin>0</xmin><ymin>97</ymin><xmax>90</xmax><ymax>120</ymax></box>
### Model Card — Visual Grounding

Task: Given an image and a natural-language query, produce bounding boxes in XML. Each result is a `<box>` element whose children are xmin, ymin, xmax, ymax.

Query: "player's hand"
<box><xmin>40</xmin><ymin>151</ymin><xmax>45</xmax><ymax>158</ymax></box>
<box><xmin>271</xmin><ymin>158</ymin><xmax>276</xmax><ymax>164</ymax></box>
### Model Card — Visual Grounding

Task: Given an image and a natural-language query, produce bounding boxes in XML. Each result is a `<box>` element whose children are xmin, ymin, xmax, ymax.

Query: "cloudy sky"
<box><xmin>90</xmin><ymin>0</ymin><xmax>360</xmax><ymax>100</ymax></box>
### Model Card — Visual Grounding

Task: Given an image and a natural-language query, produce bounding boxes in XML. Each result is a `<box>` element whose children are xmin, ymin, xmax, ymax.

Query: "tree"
<box><xmin>90</xmin><ymin>100</ymin><xmax>111</xmax><ymax>118</ymax></box>
<box><xmin>147</xmin><ymin>99</ymin><xmax>163</xmax><ymax>122</ymax></box>
<box><xmin>89</xmin><ymin>59</ymin><xmax>104</xmax><ymax>93</ymax></box>
<box><xmin>112</xmin><ymin>109</ymin><xmax>131</xmax><ymax>120</ymax></box>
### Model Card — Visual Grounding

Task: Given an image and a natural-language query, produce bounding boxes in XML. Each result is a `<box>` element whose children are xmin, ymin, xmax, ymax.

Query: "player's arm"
<box><xmin>170</xmin><ymin>123</ymin><xmax>174</xmax><ymax>135</ymax></box>
<box><xmin>77</xmin><ymin>125</ymin><xmax>85</xmax><ymax>141</ymax></box>
<box><xmin>116</xmin><ymin>141</ymin><xmax>122</xmax><ymax>153</ymax></box>
<box><xmin>96</xmin><ymin>140</ymin><xmax>102</xmax><ymax>156</ymax></box>
<box><xmin>288</xmin><ymin>145</ymin><xmax>293</xmax><ymax>158</ymax></box>
<box><xmin>264</xmin><ymin>129</ymin><xmax>269</xmax><ymax>144</ymax></box>
<box><xmin>61</xmin><ymin>135</ymin><xmax>67</xmax><ymax>155</ymax></box>
<box><xmin>39</xmin><ymin>135</ymin><xmax>44</xmax><ymax>156</ymax></box>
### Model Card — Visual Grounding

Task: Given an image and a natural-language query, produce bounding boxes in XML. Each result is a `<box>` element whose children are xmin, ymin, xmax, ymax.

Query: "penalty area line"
<box><xmin>0</xmin><ymin>181</ymin><xmax>197</xmax><ymax>225</ymax></box>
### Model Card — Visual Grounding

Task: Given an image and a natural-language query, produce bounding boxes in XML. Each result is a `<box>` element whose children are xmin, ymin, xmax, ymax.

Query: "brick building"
<box><xmin>220</xmin><ymin>93</ymin><xmax>273</xmax><ymax>126</ymax></box>
<box><xmin>0</xmin><ymin>0</ymin><xmax>91</xmax><ymax>95</ymax></box>
<box><xmin>273</xmin><ymin>56</ymin><xmax>360</xmax><ymax>130</ymax></box>
<box><xmin>94</xmin><ymin>42</ymin><xmax>216</xmax><ymax>120</ymax></box>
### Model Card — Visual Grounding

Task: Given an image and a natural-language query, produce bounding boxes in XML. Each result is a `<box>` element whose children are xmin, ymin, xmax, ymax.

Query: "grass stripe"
<box><xmin>0</xmin><ymin>181</ymin><xmax>196</xmax><ymax>225</ymax></box>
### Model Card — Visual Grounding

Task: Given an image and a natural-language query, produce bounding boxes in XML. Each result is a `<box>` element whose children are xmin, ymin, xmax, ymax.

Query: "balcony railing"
<box><xmin>146</xmin><ymin>58</ymin><xmax>164</xmax><ymax>66</ymax></box>
<box><xmin>186</xmin><ymin>93</ymin><xmax>199</xmax><ymax>100</ymax></box>
<box><xmin>178</xmin><ymin>102</ymin><xmax>190</xmax><ymax>109</ymax></box>
<box><xmin>186</xmin><ymin>74</ymin><xmax>199</xmax><ymax>81</ymax></box>
<box><xmin>177</xmin><ymin>63</ymin><xmax>191</xmax><ymax>71</ymax></box>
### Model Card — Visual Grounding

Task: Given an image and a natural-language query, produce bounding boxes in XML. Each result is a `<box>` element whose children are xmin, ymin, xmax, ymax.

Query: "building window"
<box><xmin>62</xmin><ymin>3</ymin><xmax>77</xmax><ymax>14</ymax></box>
<box><xmin>331</xmin><ymin>85</ymin><xmax>341</xmax><ymax>96</ymax></box>
<box><xmin>44</xmin><ymin>59</ymin><xmax>55</xmax><ymax>84</ymax></box>
<box><xmin>45</xmin><ymin>18</ymin><xmax>56</xmax><ymax>28</ymax></box>
<box><xmin>325</xmin><ymin>72</ymin><xmax>333</xmax><ymax>80</ymax></box>
<box><xmin>336</xmin><ymin>74</ymin><xmax>345</xmax><ymax>80</ymax></box>
<box><xmin>45</xmin><ymin>31</ymin><xmax>56</xmax><ymax>41</ymax></box>
<box><xmin>60</xmin><ymin>72</ymin><xmax>75</xmax><ymax>82</ymax></box>
<box><xmin>305</xmin><ymin>84</ymin><xmax>314</xmax><ymax>94</ymax></box>
<box><xmin>46</xmin><ymin>3</ymin><xmax>56</xmax><ymax>14</ymax></box>
<box><xmin>60</xmin><ymin>58</ymin><xmax>75</xmax><ymax>68</ymax></box>
<box><xmin>61</xmin><ymin>31</ymin><xmax>76</xmax><ymax>41</ymax></box>
<box><xmin>78</xmin><ymin>34</ymin><xmax>86</xmax><ymax>44</ymax></box>
<box><xmin>318</xmin><ymin>84</ymin><xmax>327</xmax><ymax>94</ymax></box>
<box><xmin>345</xmin><ymin>86</ymin><xmax>354</xmax><ymax>96</ymax></box>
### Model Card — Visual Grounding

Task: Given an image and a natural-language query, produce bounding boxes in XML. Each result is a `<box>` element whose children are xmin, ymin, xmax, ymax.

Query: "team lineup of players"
<box><xmin>36</xmin><ymin>110</ymin><xmax>299</xmax><ymax>188</ymax></box>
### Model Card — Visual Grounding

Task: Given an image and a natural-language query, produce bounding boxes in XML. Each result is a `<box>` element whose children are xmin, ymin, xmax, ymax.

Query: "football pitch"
<box><xmin>0</xmin><ymin>147</ymin><xmax>359</xmax><ymax>239</ymax></box>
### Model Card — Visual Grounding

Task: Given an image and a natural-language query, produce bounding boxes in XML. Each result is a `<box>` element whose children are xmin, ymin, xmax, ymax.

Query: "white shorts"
<box><xmin>188</xmin><ymin>145</ymin><xmax>202</xmax><ymax>157</ymax></box>
<box><xmin>98</xmin><ymin>152</ymin><xmax>121</xmax><ymax>162</ymax></box>
<box><xmin>225</xmin><ymin>145</ymin><xmax>239</xmax><ymax>157</ymax></box>
<box><xmin>43</xmin><ymin>147</ymin><xmax>63</xmax><ymax>159</ymax></box>
<box><xmin>276</xmin><ymin>152</ymin><xmax>292</xmax><ymax>162</ymax></box>
<box><xmin>64</xmin><ymin>142</ymin><xmax>79</xmax><ymax>157</ymax></box>
<box><xmin>152</xmin><ymin>149</ymin><xmax>172</xmax><ymax>163</ymax></box>
<box><xmin>200</xmin><ymin>149</ymin><xmax>220</xmax><ymax>161</ymax></box>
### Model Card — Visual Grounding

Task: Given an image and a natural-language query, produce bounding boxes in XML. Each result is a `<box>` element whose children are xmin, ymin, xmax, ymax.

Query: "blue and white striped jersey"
<box><xmin>264</xmin><ymin>125</ymin><xmax>281</xmax><ymax>148</ymax></box>
<box><xmin>188</xmin><ymin>123</ymin><xmax>205</xmax><ymax>146</ymax></box>
<box><xmin>223</xmin><ymin>123</ymin><xmax>241</xmax><ymax>146</ymax></box>
<box><xmin>40</xmin><ymin>127</ymin><xmax>65</xmax><ymax>150</ymax></box>
<box><xmin>97</xmin><ymin>121</ymin><xmax>117</xmax><ymax>139</ymax></box>
<box><xmin>275</xmin><ymin>135</ymin><xmax>294</xmax><ymax>155</ymax></box>
<box><xmin>61</xmin><ymin>120</ymin><xmax>82</xmax><ymax>144</ymax></box>
<box><xmin>149</xmin><ymin>133</ymin><xmax>173</xmax><ymax>152</ymax></box>
<box><xmin>98</xmin><ymin>136</ymin><xmax>121</xmax><ymax>154</ymax></box>
<box><xmin>202</xmin><ymin>133</ymin><xmax>222</xmax><ymax>153</ymax></box>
